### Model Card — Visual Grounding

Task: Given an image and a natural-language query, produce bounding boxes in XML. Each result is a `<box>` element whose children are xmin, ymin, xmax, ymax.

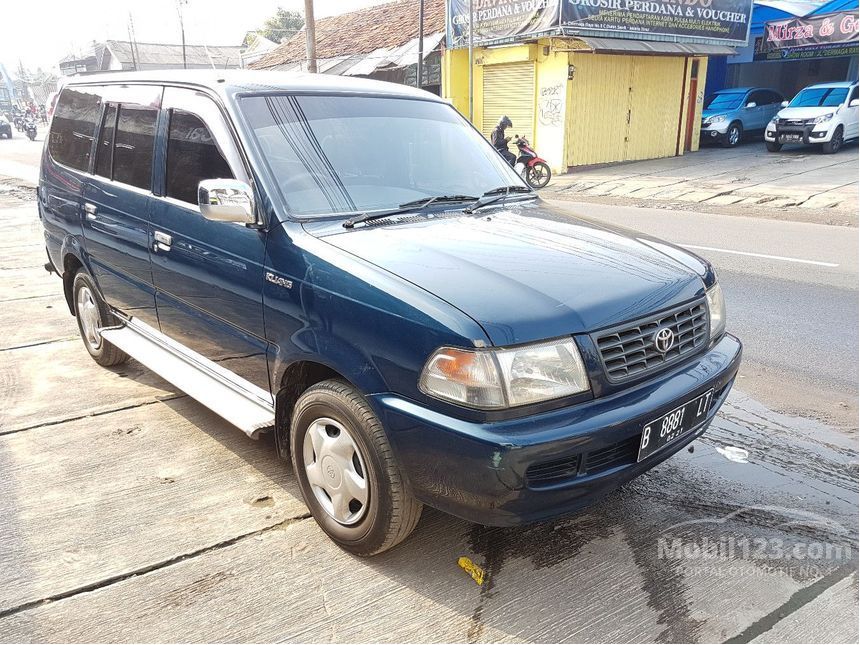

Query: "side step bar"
<box><xmin>100</xmin><ymin>317</ymin><xmax>275</xmax><ymax>438</ymax></box>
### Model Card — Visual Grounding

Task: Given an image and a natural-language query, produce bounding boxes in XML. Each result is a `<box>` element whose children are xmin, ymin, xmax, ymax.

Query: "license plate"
<box><xmin>782</xmin><ymin>134</ymin><xmax>802</xmax><ymax>142</ymax></box>
<box><xmin>637</xmin><ymin>389</ymin><xmax>714</xmax><ymax>462</ymax></box>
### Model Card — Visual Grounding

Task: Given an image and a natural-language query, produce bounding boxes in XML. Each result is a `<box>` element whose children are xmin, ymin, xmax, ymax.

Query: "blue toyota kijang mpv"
<box><xmin>39</xmin><ymin>71</ymin><xmax>742</xmax><ymax>555</ymax></box>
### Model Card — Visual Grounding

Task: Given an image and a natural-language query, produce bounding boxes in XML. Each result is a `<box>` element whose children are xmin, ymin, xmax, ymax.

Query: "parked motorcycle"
<box><xmin>25</xmin><ymin>119</ymin><xmax>37</xmax><ymax>141</ymax></box>
<box><xmin>512</xmin><ymin>136</ymin><xmax>551</xmax><ymax>189</ymax></box>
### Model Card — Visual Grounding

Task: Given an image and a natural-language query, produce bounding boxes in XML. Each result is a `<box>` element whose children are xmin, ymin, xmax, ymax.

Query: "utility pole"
<box><xmin>468</xmin><ymin>0</ymin><xmax>474</xmax><ymax>123</ymax></box>
<box><xmin>127</xmin><ymin>14</ymin><xmax>139</xmax><ymax>71</ymax></box>
<box><xmin>304</xmin><ymin>0</ymin><xmax>317</xmax><ymax>73</ymax></box>
<box><xmin>416</xmin><ymin>0</ymin><xmax>424</xmax><ymax>89</ymax></box>
<box><xmin>176</xmin><ymin>0</ymin><xmax>188</xmax><ymax>70</ymax></box>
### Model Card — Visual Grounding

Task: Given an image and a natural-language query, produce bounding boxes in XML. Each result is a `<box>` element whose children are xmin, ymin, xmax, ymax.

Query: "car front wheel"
<box><xmin>722</xmin><ymin>122</ymin><xmax>743</xmax><ymax>148</ymax></box>
<box><xmin>290</xmin><ymin>379</ymin><xmax>422</xmax><ymax>556</ymax></box>
<box><xmin>821</xmin><ymin>126</ymin><xmax>843</xmax><ymax>154</ymax></box>
<box><xmin>766</xmin><ymin>141</ymin><xmax>782</xmax><ymax>152</ymax></box>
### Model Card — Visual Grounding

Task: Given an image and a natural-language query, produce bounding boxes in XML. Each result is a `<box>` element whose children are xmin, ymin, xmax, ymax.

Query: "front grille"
<box><xmin>779</xmin><ymin>118</ymin><xmax>809</xmax><ymax>126</ymax></box>
<box><xmin>524</xmin><ymin>381</ymin><xmax>731</xmax><ymax>488</ymax></box>
<box><xmin>595</xmin><ymin>300</ymin><xmax>708</xmax><ymax>382</ymax></box>
<box><xmin>525</xmin><ymin>455</ymin><xmax>581</xmax><ymax>486</ymax></box>
<box><xmin>584</xmin><ymin>436</ymin><xmax>639</xmax><ymax>473</ymax></box>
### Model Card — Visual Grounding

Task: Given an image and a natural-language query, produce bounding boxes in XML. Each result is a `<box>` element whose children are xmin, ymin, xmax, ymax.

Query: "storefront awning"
<box><xmin>572</xmin><ymin>37</ymin><xmax>738</xmax><ymax>56</ymax></box>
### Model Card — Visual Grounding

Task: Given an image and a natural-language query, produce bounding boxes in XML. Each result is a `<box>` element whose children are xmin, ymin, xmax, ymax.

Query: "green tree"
<box><xmin>258</xmin><ymin>8</ymin><xmax>304</xmax><ymax>43</ymax></box>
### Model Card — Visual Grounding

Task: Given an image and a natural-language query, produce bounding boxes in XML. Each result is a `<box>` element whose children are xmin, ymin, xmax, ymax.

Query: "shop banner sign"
<box><xmin>755</xmin><ymin>11</ymin><xmax>859</xmax><ymax>60</ymax></box>
<box><xmin>561</xmin><ymin>0</ymin><xmax>753</xmax><ymax>43</ymax></box>
<box><xmin>447</xmin><ymin>0</ymin><xmax>561</xmax><ymax>47</ymax></box>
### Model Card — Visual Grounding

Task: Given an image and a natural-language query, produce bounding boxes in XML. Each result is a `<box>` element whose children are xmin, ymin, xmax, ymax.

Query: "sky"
<box><xmin>2</xmin><ymin>0</ymin><xmax>394</xmax><ymax>74</ymax></box>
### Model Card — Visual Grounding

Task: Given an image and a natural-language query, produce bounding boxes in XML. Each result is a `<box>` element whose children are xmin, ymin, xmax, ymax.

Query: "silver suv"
<box><xmin>701</xmin><ymin>87</ymin><xmax>785</xmax><ymax>148</ymax></box>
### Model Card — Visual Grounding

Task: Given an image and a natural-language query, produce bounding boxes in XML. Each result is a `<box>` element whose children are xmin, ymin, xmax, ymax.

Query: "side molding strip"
<box><xmin>100</xmin><ymin>317</ymin><xmax>275</xmax><ymax>437</ymax></box>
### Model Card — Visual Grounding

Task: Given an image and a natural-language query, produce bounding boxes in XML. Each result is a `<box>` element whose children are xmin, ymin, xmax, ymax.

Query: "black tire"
<box><xmin>290</xmin><ymin>379</ymin><xmax>422</xmax><ymax>556</ymax></box>
<box><xmin>526</xmin><ymin>162</ymin><xmax>552</xmax><ymax>189</ymax></box>
<box><xmin>722</xmin><ymin>122</ymin><xmax>743</xmax><ymax>148</ymax></box>
<box><xmin>821</xmin><ymin>126</ymin><xmax>843</xmax><ymax>154</ymax></box>
<box><xmin>766</xmin><ymin>141</ymin><xmax>782</xmax><ymax>153</ymax></box>
<box><xmin>72</xmin><ymin>270</ymin><xmax>129</xmax><ymax>367</ymax></box>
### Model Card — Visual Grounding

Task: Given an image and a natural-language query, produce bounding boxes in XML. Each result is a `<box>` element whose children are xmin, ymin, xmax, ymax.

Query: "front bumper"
<box><xmin>371</xmin><ymin>334</ymin><xmax>742</xmax><ymax>526</ymax></box>
<box><xmin>700</xmin><ymin>122</ymin><xmax>729</xmax><ymax>141</ymax></box>
<box><xmin>765</xmin><ymin>122</ymin><xmax>832</xmax><ymax>144</ymax></box>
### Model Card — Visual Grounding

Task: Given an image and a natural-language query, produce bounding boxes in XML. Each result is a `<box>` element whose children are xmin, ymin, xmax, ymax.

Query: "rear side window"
<box><xmin>94</xmin><ymin>104</ymin><xmax>117</xmax><ymax>179</ymax></box>
<box><xmin>113</xmin><ymin>104</ymin><xmax>158</xmax><ymax>190</ymax></box>
<box><xmin>165</xmin><ymin>110</ymin><xmax>234</xmax><ymax>205</ymax></box>
<box><xmin>49</xmin><ymin>87</ymin><xmax>101</xmax><ymax>171</ymax></box>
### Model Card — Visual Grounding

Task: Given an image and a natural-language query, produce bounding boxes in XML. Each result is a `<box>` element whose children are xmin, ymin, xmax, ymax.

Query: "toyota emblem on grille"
<box><xmin>654</xmin><ymin>327</ymin><xmax>675</xmax><ymax>353</ymax></box>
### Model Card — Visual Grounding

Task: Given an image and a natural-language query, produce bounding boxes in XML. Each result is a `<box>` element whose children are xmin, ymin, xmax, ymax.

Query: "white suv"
<box><xmin>765</xmin><ymin>81</ymin><xmax>859</xmax><ymax>154</ymax></box>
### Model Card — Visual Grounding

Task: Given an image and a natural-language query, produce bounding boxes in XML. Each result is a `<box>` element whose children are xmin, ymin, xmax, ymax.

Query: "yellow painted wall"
<box><xmin>690</xmin><ymin>57</ymin><xmax>708</xmax><ymax>151</ymax></box>
<box><xmin>565</xmin><ymin>52</ymin><xmax>693</xmax><ymax>167</ymax></box>
<box><xmin>533</xmin><ymin>41</ymin><xmax>570</xmax><ymax>174</ymax></box>
<box><xmin>565</xmin><ymin>53</ymin><xmax>633</xmax><ymax>167</ymax></box>
<box><xmin>624</xmin><ymin>55</ymin><xmax>686</xmax><ymax>162</ymax></box>
<box><xmin>442</xmin><ymin>48</ymin><xmax>470</xmax><ymax>118</ymax></box>
<box><xmin>442</xmin><ymin>42</ymin><xmax>708</xmax><ymax>172</ymax></box>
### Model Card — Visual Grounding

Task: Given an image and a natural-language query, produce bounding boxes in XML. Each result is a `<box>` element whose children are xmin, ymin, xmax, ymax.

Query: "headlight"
<box><xmin>704</xmin><ymin>115</ymin><xmax>726</xmax><ymax>125</ymax></box>
<box><xmin>706</xmin><ymin>282</ymin><xmax>726</xmax><ymax>341</ymax></box>
<box><xmin>419</xmin><ymin>339</ymin><xmax>590</xmax><ymax>409</ymax></box>
<box><xmin>813</xmin><ymin>113</ymin><xmax>834</xmax><ymax>124</ymax></box>
<box><xmin>769</xmin><ymin>115</ymin><xmax>779</xmax><ymax>124</ymax></box>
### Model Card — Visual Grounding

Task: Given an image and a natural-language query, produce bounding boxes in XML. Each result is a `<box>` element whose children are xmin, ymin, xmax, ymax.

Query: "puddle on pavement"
<box><xmin>457</xmin><ymin>388</ymin><xmax>858</xmax><ymax>641</ymax></box>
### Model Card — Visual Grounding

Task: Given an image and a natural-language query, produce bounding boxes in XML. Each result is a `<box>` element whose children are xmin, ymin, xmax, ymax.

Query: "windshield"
<box><xmin>789</xmin><ymin>87</ymin><xmax>849</xmax><ymax>108</ymax></box>
<box><xmin>704</xmin><ymin>92</ymin><xmax>746</xmax><ymax>111</ymax></box>
<box><xmin>240</xmin><ymin>94</ymin><xmax>526</xmax><ymax>218</ymax></box>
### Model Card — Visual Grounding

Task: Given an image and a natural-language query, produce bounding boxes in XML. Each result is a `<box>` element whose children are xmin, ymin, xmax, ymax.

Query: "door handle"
<box><xmin>153</xmin><ymin>230</ymin><xmax>172</xmax><ymax>253</ymax></box>
<box><xmin>83</xmin><ymin>203</ymin><xmax>97</xmax><ymax>221</ymax></box>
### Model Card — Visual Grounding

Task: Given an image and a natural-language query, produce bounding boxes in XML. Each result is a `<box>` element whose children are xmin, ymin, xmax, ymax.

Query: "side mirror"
<box><xmin>781</xmin><ymin>100</ymin><xmax>789</xmax><ymax>108</ymax></box>
<box><xmin>746</xmin><ymin>102</ymin><xmax>757</xmax><ymax>108</ymax></box>
<box><xmin>850</xmin><ymin>98</ymin><xmax>859</xmax><ymax>108</ymax></box>
<box><xmin>198</xmin><ymin>179</ymin><xmax>256</xmax><ymax>224</ymax></box>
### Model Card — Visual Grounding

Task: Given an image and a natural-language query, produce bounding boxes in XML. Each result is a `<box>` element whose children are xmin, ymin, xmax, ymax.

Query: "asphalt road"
<box><xmin>0</xmin><ymin>126</ymin><xmax>43</xmax><ymax>184</ymax></box>
<box><xmin>545</xmin><ymin>199</ymin><xmax>859</xmax><ymax>430</ymax></box>
<box><xmin>0</xmin><ymin>145</ymin><xmax>856</xmax><ymax>642</ymax></box>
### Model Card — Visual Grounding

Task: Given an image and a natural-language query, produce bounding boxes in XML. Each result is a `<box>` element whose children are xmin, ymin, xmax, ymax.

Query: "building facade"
<box><xmin>59</xmin><ymin>41</ymin><xmax>244</xmax><ymax>76</ymax></box>
<box><xmin>251</xmin><ymin>0</ymin><xmax>446</xmax><ymax>95</ymax></box>
<box><xmin>714</xmin><ymin>0</ymin><xmax>859</xmax><ymax>98</ymax></box>
<box><xmin>443</xmin><ymin>0</ymin><xmax>753</xmax><ymax>173</ymax></box>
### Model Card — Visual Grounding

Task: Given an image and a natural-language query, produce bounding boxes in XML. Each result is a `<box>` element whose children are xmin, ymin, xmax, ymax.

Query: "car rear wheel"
<box><xmin>766</xmin><ymin>141</ymin><xmax>782</xmax><ymax>152</ymax></box>
<box><xmin>821</xmin><ymin>126</ymin><xmax>843</xmax><ymax>154</ymax></box>
<box><xmin>290</xmin><ymin>379</ymin><xmax>422</xmax><ymax>556</ymax></box>
<box><xmin>72</xmin><ymin>270</ymin><xmax>129</xmax><ymax>367</ymax></box>
<box><xmin>722</xmin><ymin>122</ymin><xmax>743</xmax><ymax>148</ymax></box>
<box><xmin>525</xmin><ymin>162</ymin><xmax>552</xmax><ymax>189</ymax></box>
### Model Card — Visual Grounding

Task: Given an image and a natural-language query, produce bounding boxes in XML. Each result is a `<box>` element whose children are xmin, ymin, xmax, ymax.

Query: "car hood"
<box><xmin>776</xmin><ymin>106</ymin><xmax>837</xmax><ymax>120</ymax></box>
<box><xmin>701</xmin><ymin>107</ymin><xmax>737</xmax><ymax>119</ymax></box>
<box><xmin>306</xmin><ymin>200</ymin><xmax>709</xmax><ymax>346</ymax></box>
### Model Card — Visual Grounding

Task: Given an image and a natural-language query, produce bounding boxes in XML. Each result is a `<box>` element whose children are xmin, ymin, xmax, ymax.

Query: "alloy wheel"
<box><xmin>728</xmin><ymin>126</ymin><xmax>740</xmax><ymax>146</ymax></box>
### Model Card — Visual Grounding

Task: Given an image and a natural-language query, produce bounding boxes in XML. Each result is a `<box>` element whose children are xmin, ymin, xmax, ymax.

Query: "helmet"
<box><xmin>499</xmin><ymin>115</ymin><xmax>512</xmax><ymax>129</ymax></box>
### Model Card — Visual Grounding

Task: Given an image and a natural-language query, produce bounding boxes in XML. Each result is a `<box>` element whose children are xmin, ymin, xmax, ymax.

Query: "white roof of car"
<box><xmin>804</xmin><ymin>81</ymin><xmax>858</xmax><ymax>89</ymax></box>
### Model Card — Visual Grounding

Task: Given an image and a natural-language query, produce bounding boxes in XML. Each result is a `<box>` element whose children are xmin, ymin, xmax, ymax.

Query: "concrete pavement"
<box><xmin>0</xmin><ymin>187</ymin><xmax>856</xmax><ymax>642</ymax></box>
<box><xmin>546</xmin><ymin>142</ymin><xmax>859</xmax><ymax>223</ymax></box>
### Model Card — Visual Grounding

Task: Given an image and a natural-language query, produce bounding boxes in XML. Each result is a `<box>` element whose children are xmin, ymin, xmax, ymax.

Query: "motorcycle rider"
<box><xmin>490</xmin><ymin>115</ymin><xmax>516</xmax><ymax>166</ymax></box>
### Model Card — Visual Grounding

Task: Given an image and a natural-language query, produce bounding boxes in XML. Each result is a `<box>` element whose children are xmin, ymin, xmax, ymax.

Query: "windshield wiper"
<box><xmin>464</xmin><ymin>185</ymin><xmax>533</xmax><ymax>214</ymax></box>
<box><xmin>343</xmin><ymin>194</ymin><xmax>477</xmax><ymax>229</ymax></box>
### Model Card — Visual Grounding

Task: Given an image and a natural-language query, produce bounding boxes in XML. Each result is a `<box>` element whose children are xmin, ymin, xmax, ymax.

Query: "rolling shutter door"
<box><xmin>482</xmin><ymin>62</ymin><xmax>535</xmax><ymax>146</ymax></box>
